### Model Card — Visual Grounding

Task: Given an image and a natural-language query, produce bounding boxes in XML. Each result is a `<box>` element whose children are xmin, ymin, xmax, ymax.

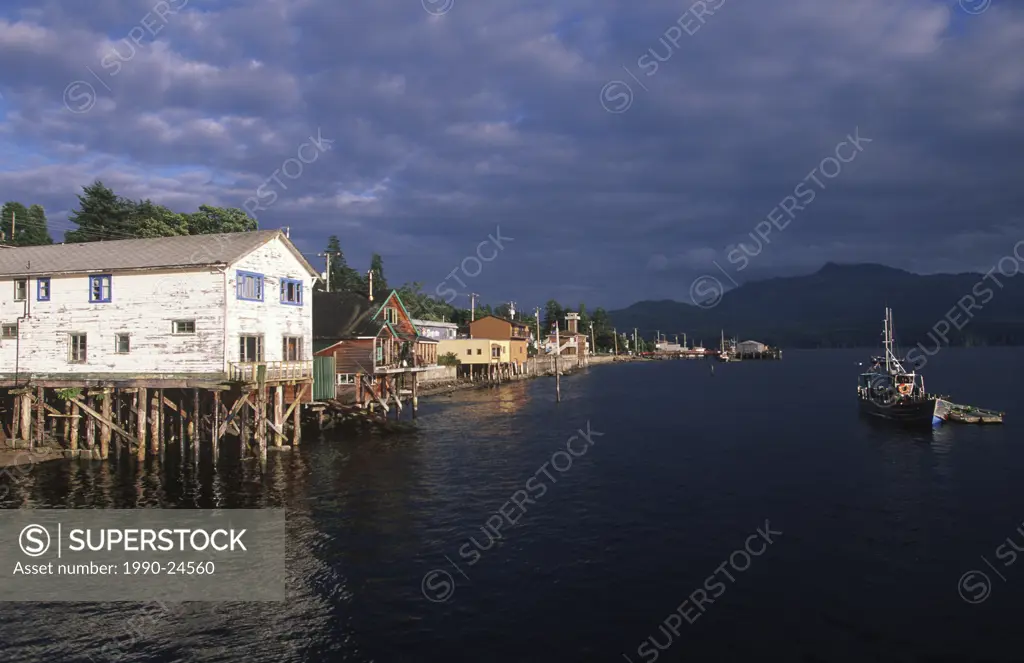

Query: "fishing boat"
<box><xmin>857</xmin><ymin>308</ymin><xmax>946</xmax><ymax>428</ymax></box>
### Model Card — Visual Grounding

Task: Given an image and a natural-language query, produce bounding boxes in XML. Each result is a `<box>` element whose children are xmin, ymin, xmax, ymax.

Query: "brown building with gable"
<box><xmin>469</xmin><ymin>315</ymin><xmax>530</xmax><ymax>373</ymax></box>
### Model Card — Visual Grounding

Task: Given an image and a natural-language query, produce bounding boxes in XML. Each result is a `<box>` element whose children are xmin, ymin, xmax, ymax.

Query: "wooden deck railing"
<box><xmin>228</xmin><ymin>360</ymin><xmax>313</xmax><ymax>382</ymax></box>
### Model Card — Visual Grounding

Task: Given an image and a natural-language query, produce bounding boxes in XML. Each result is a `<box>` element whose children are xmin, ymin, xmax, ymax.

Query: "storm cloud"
<box><xmin>0</xmin><ymin>0</ymin><xmax>1021</xmax><ymax>307</ymax></box>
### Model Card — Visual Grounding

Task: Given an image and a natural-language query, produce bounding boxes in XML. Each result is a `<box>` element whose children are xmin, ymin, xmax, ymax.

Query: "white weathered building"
<box><xmin>0</xmin><ymin>229</ymin><xmax>318</xmax><ymax>384</ymax></box>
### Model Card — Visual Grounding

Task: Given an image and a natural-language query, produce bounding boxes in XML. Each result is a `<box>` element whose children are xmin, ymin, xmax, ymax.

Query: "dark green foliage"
<box><xmin>1</xmin><ymin>201</ymin><xmax>54</xmax><ymax>245</ymax></box>
<box><xmin>64</xmin><ymin>180</ymin><xmax>256</xmax><ymax>243</ymax></box>
<box><xmin>438</xmin><ymin>352</ymin><xmax>461</xmax><ymax>367</ymax></box>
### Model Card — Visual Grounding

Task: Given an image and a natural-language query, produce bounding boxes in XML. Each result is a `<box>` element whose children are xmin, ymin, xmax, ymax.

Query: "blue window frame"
<box><xmin>236</xmin><ymin>270</ymin><xmax>264</xmax><ymax>301</ymax></box>
<box><xmin>280</xmin><ymin>277</ymin><xmax>303</xmax><ymax>305</ymax></box>
<box><xmin>37</xmin><ymin>277</ymin><xmax>51</xmax><ymax>301</ymax></box>
<box><xmin>89</xmin><ymin>274</ymin><xmax>111</xmax><ymax>303</ymax></box>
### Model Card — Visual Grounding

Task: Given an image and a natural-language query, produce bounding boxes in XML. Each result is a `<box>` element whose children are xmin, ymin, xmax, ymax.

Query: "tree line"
<box><xmin>4</xmin><ymin>180</ymin><xmax>634</xmax><ymax>352</ymax></box>
<box><xmin>2</xmin><ymin>180</ymin><xmax>256</xmax><ymax>247</ymax></box>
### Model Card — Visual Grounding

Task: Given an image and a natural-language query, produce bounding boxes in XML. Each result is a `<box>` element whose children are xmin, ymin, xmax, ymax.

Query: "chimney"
<box><xmin>566</xmin><ymin>312</ymin><xmax>579</xmax><ymax>334</ymax></box>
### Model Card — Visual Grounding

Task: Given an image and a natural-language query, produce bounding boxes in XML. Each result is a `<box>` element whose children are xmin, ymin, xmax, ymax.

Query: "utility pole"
<box><xmin>469</xmin><ymin>293</ymin><xmax>479</xmax><ymax>321</ymax></box>
<box><xmin>534</xmin><ymin>307</ymin><xmax>541</xmax><ymax>350</ymax></box>
<box><xmin>589</xmin><ymin>322</ymin><xmax>596</xmax><ymax>358</ymax></box>
<box><xmin>613</xmin><ymin>328</ymin><xmax>618</xmax><ymax>356</ymax></box>
<box><xmin>317</xmin><ymin>251</ymin><xmax>338</xmax><ymax>291</ymax></box>
<box><xmin>554</xmin><ymin>322</ymin><xmax>561</xmax><ymax>402</ymax></box>
<box><xmin>634</xmin><ymin>327</ymin><xmax>638</xmax><ymax>354</ymax></box>
<box><xmin>367</xmin><ymin>269</ymin><xmax>374</xmax><ymax>302</ymax></box>
<box><xmin>9</xmin><ymin>210</ymin><xmax>14</xmax><ymax>246</ymax></box>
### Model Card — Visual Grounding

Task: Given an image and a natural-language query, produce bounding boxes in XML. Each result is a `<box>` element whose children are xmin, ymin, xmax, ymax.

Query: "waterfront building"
<box><xmin>313</xmin><ymin>289</ymin><xmax>438</xmax><ymax>406</ymax></box>
<box><xmin>468</xmin><ymin>315</ymin><xmax>529</xmax><ymax>373</ymax></box>
<box><xmin>0</xmin><ymin>229</ymin><xmax>318</xmax><ymax>458</ymax></box>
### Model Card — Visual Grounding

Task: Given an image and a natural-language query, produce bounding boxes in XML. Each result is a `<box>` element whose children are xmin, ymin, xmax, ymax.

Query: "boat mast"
<box><xmin>883</xmin><ymin>308</ymin><xmax>891</xmax><ymax>373</ymax></box>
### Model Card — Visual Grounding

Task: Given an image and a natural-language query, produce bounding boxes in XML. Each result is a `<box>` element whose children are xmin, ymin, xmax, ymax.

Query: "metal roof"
<box><xmin>0</xmin><ymin>229</ymin><xmax>318</xmax><ymax>277</ymax></box>
<box><xmin>411</xmin><ymin>318</ymin><xmax>459</xmax><ymax>328</ymax></box>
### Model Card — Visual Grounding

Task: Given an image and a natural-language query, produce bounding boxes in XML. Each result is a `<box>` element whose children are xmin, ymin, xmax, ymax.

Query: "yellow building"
<box><xmin>437</xmin><ymin>338</ymin><xmax>512</xmax><ymax>379</ymax></box>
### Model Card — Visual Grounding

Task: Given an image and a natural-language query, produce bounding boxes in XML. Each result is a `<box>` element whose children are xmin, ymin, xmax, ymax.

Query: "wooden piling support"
<box><xmin>70</xmin><ymin>402</ymin><xmax>80</xmax><ymax>451</ymax></box>
<box><xmin>240</xmin><ymin>397</ymin><xmax>250</xmax><ymax>455</ymax></box>
<box><xmin>63</xmin><ymin>400</ymin><xmax>71</xmax><ymax>447</ymax></box>
<box><xmin>178</xmin><ymin>393</ymin><xmax>186</xmax><ymax>454</ymax></box>
<box><xmin>149</xmin><ymin>391</ymin><xmax>160</xmax><ymax>455</ymax></box>
<box><xmin>411</xmin><ymin>372</ymin><xmax>418</xmax><ymax>419</ymax></box>
<box><xmin>273</xmin><ymin>386</ymin><xmax>284</xmax><ymax>447</ymax></box>
<box><xmin>33</xmin><ymin>387</ymin><xmax>44</xmax><ymax>449</ymax></box>
<box><xmin>191</xmin><ymin>388</ymin><xmax>199</xmax><ymax>444</ymax></box>
<box><xmin>256</xmin><ymin>387</ymin><xmax>267</xmax><ymax>464</ymax></box>
<box><xmin>84</xmin><ymin>394</ymin><xmax>95</xmax><ymax>451</ymax></box>
<box><xmin>292</xmin><ymin>396</ymin><xmax>301</xmax><ymax>446</ymax></box>
<box><xmin>136</xmin><ymin>387</ymin><xmax>147</xmax><ymax>460</ymax></box>
<box><xmin>212</xmin><ymin>391</ymin><xmax>221</xmax><ymax>462</ymax></box>
<box><xmin>100</xmin><ymin>388</ymin><xmax>111</xmax><ymax>459</ymax></box>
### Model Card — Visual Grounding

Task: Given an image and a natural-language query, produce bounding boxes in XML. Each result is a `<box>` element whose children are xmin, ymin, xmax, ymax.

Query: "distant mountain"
<box><xmin>609</xmin><ymin>263</ymin><xmax>1024</xmax><ymax>348</ymax></box>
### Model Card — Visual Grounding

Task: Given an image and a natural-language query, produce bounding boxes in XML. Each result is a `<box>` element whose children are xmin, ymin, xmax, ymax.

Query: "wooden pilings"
<box><xmin>3</xmin><ymin>379</ymin><xmax>310</xmax><ymax>469</ymax></box>
<box><xmin>100</xmin><ymin>388</ymin><xmax>111</xmax><ymax>459</ymax></box>
<box><xmin>136</xmin><ymin>387</ymin><xmax>147</xmax><ymax>460</ymax></box>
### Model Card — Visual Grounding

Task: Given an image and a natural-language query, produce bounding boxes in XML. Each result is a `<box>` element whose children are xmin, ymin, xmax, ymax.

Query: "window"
<box><xmin>115</xmin><ymin>334</ymin><xmax>130</xmax><ymax>354</ymax></box>
<box><xmin>236</xmin><ymin>271</ymin><xmax>264</xmax><ymax>301</ymax></box>
<box><xmin>172</xmin><ymin>320</ymin><xmax>196</xmax><ymax>334</ymax></box>
<box><xmin>280</xmin><ymin>278</ymin><xmax>303</xmax><ymax>305</ymax></box>
<box><xmin>69</xmin><ymin>333</ymin><xmax>87</xmax><ymax>363</ymax></box>
<box><xmin>384</xmin><ymin>307</ymin><xmax>398</xmax><ymax>324</ymax></box>
<box><xmin>36</xmin><ymin>277</ymin><xmax>50</xmax><ymax>301</ymax></box>
<box><xmin>476</xmin><ymin>348</ymin><xmax>482</xmax><ymax>355</ymax></box>
<box><xmin>375</xmin><ymin>345</ymin><xmax>383</xmax><ymax>362</ymax></box>
<box><xmin>282</xmin><ymin>336</ymin><xmax>304</xmax><ymax>361</ymax></box>
<box><xmin>14</xmin><ymin>279</ymin><xmax>27</xmax><ymax>301</ymax></box>
<box><xmin>492</xmin><ymin>346</ymin><xmax>501</xmax><ymax>358</ymax></box>
<box><xmin>466</xmin><ymin>349</ymin><xmax>472</xmax><ymax>355</ymax></box>
<box><xmin>239</xmin><ymin>335</ymin><xmax>263</xmax><ymax>361</ymax></box>
<box><xmin>1</xmin><ymin>323</ymin><xmax>17</xmax><ymax>338</ymax></box>
<box><xmin>89</xmin><ymin>274</ymin><xmax>112</xmax><ymax>303</ymax></box>
<box><xmin>336</xmin><ymin>374</ymin><xmax>355</xmax><ymax>385</ymax></box>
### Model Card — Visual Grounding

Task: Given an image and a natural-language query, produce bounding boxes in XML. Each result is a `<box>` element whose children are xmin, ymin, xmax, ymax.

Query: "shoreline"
<box><xmin>415</xmin><ymin>354</ymin><xmax>645</xmax><ymax>401</ymax></box>
<box><xmin>0</xmin><ymin>356</ymin><xmax>647</xmax><ymax>469</ymax></box>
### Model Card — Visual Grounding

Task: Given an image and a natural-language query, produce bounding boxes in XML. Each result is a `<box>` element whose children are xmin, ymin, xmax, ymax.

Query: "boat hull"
<box><xmin>858</xmin><ymin>396</ymin><xmax>941</xmax><ymax>428</ymax></box>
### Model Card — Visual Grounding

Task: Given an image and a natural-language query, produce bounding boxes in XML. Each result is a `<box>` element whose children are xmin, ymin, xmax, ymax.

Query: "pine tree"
<box><xmin>0</xmin><ymin>202</ymin><xmax>53</xmax><ymax>245</ymax></box>
<box><xmin>23</xmin><ymin>205</ymin><xmax>54</xmax><ymax>245</ymax></box>
<box><xmin>365</xmin><ymin>253</ymin><xmax>388</xmax><ymax>298</ymax></box>
<box><xmin>66</xmin><ymin>180</ymin><xmax>135</xmax><ymax>242</ymax></box>
<box><xmin>319</xmin><ymin>236</ymin><xmax>362</xmax><ymax>292</ymax></box>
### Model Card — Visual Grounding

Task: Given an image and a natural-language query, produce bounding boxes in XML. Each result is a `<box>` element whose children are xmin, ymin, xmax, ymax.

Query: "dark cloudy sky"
<box><xmin>0</xmin><ymin>0</ymin><xmax>1021</xmax><ymax>309</ymax></box>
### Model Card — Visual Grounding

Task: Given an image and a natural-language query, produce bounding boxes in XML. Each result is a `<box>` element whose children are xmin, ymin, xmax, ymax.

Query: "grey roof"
<box><xmin>411</xmin><ymin>318</ymin><xmax>459</xmax><ymax>328</ymax></box>
<box><xmin>0</xmin><ymin>230</ymin><xmax>318</xmax><ymax>277</ymax></box>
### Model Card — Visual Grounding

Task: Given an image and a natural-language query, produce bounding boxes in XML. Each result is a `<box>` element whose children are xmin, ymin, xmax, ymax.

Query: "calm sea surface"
<box><xmin>2</xmin><ymin>349</ymin><xmax>1024</xmax><ymax>662</ymax></box>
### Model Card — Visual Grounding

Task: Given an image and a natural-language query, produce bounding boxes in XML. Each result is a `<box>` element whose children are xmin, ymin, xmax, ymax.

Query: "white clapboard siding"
<box><xmin>0</xmin><ymin>269</ymin><xmax>225</xmax><ymax>375</ymax></box>
<box><xmin>0</xmin><ymin>231</ymin><xmax>317</xmax><ymax>378</ymax></box>
<box><xmin>226</xmin><ymin>237</ymin><xmax>314</xmax><ymax>364</ymax></box>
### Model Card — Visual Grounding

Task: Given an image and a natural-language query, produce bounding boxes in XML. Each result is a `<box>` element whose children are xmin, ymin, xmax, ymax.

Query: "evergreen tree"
<box><xmin>66</xmin><ymin>180</ymin><xmax>135</xmax><ymax>242</ymax></box>
<box><xmin>23</xmin><ymin>205</ymin><xmax>54</xmax><ymax>245</ymax></box>
<box><xmin>1</xmin><ymin>202</ymin><xmax>54</xmax><ymax>245</ymax></box>
<box><xmin>365</xmin><ymin>253</ymin><xmax>388</xmax><ymax>298</ymax></box>
<box><xmin>543</xmin><ymin>299</ymin><xmax>564</xmax><ymax>333</ymax></box>
<box><xmin>319</xmin><ymin>235</ymin><xmax>362</xmax><ymax>292</ymax></box>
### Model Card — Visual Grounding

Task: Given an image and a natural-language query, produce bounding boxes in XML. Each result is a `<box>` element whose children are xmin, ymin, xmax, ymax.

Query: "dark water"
<box><xmin>2</xmin><ymin>349</ymin><xmax>1024</xmax><ymax>662</ymax></box>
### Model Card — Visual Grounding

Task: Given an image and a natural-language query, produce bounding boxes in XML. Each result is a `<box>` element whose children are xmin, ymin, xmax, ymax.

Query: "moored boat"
<box><xmin>857</xmin><ymin>308</ymin><xmax>945</xmax><ymax>429</ymax></box>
